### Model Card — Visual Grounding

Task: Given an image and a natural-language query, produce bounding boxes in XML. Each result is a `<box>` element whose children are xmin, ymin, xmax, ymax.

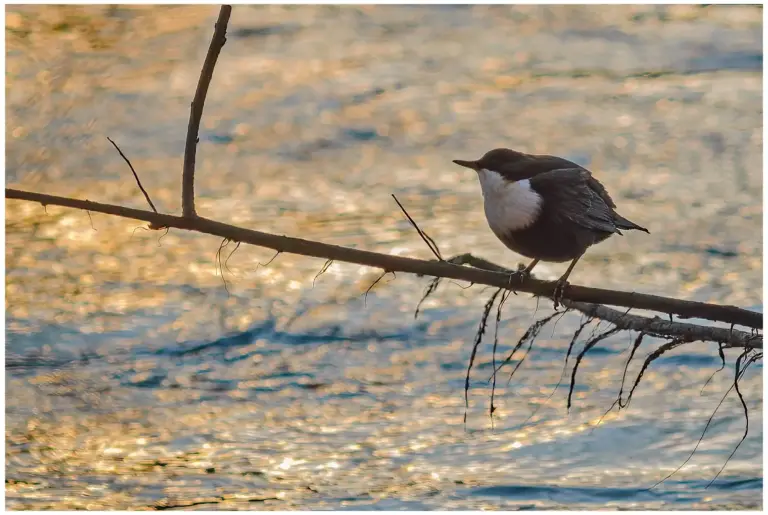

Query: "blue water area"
<box><xmin>469</xmin><ymin>476</ymin><xmax>762</xmax><ymax>508</ymax></box>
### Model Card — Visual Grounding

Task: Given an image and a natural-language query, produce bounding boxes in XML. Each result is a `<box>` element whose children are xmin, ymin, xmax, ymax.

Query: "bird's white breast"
<box><xmin>477</xmin><ymin>169</ymin><xmax>542</xmax><ymax>235</ymax></box>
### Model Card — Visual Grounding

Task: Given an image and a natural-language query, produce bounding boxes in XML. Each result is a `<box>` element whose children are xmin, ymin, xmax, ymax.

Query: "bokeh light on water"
<box><xmin>6</xmin><ymin>5</ymin><xmax>762</xmax><ymax>509</ymax></box>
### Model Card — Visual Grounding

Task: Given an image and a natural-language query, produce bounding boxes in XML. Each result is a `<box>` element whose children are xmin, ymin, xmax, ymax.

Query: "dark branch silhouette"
<box><xmin>392</xmin><ymin>194</ymin><xmax>442</xmax><ymax>261</ymax></box>
<box><xmin>182</xmin><ymin>5</ymin><xmax>232</xmax><ymax>218</ymax></box>
<box><xmin>106</xmin><ymin>136</ymin><xmax>158</xmax><ymax>215</ymax></box>
<box><xmin>567</xmin><ymin>326</ymin><xmax>622</xmax><ymax>410</ymax></box>
<box><xmin>465</xmin><ymin>288</ymin><xmax>502</xmax><ymax>425</ymax></box>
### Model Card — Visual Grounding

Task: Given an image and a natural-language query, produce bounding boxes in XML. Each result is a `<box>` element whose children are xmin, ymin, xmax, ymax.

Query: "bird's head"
<box><xmin>452</xmin><ymin>148</ymin><xmax>528</xmax><ymax>173</ymax></box>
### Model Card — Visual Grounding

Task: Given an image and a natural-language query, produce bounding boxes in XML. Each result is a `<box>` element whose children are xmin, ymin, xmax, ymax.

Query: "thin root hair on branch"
<box><xmin>490</xmin><ymin>289</ymin><xmax>513</xmax><ymax>424</ymax></box>
<box><xmin>256</xmin><ymin>250</ymin><xmax>281</xmax><ymax>271</ymax></box>
<box><xmin>700</xmin><ymin>342</ymin><xmax>727</xmax><ymax>396</ymax></box>
<box><xmin>464</xmin><ymin>288</ymin><xmax>502</xmax><ymax>426</ymax></box>
<box><xmin>647</xmin><ymin>348</ymin><xmax>761</xmax><ymax>490</ymax></box>
<box><xmin>624</xmin><ymin>338</ymin><xmax>688</xmax><ymax>409</ymax></box>
<box><xmin>157</xmin><ymin>227</ymin><xmax>170</xmax><ymax>247</ymax></box>
<box><xmin>224</xmin><ymin>241</ymin><xmax>241</xmax><ymax>273</ymax></box>
<box><xmin>504</xmin><ymin>312</ymin><xmax>561</xmax><ymax>385</ymax></box>
<box><xmin>519</xmin><ymin>316</ymin><xmax>595</xmax><ymax>429</ymax></box>
<box><xmin>215</xmin><ymin>237</ymin><xmax>231</xmax><ymax>294</ymax></box>
<box><xmin>86</xmin><ymin>210</ymin><xmax>96</xmax><ymax>231</ymax></box>
<box><xmin>567</xmin><ymin>326</ymin><xmax>622</xmax><ymax>411</ymax></box>
<box><xmin>414</xmin><ymin>276</ymin><xmax>442</xmax><ymax>320</ymax></box>
<box><xmin>617</xmin><ymin>331</ymin><xmax>646</xmax><ymax>409</ymax></box>
<box><xmin>705</xmin><ymin>348</ymin><xmax>758</xmax><ymax>489</ymax></box>
<box><xmin>313</xmin><ymin>259</ymin><xmax>334</xmax><ymax>287</ymax></box>
<box><xmin>364</xmin><ymin>270</ymin><xmax>394</xmax><ymax>306</ymax></box>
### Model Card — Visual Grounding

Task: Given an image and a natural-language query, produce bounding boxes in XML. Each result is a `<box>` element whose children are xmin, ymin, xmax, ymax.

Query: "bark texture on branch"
<box><xmin>566</xmin><ymin>301</ymin><xmax>760</xmax><ymax>349</ymax></box>
<box><xmin>7</xmin><ymin>188</ymin><xmax>762</xmax><ymax>341</ymax></box>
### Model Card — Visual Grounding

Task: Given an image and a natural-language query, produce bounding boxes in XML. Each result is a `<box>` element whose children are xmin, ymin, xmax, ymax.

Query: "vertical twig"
<box><xmin>182</xmin><ymin>5</ymin><xmax>233</xmax><ymax>218</ymax></box>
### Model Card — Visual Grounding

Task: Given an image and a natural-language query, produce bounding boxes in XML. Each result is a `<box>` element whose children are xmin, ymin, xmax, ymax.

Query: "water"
<box><xmin>5</xmin><ymin>5</ymin><xmax>762</xmax><ymax>510</ymax></box>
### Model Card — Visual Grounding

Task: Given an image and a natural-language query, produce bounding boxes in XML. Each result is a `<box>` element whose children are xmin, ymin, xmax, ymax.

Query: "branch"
<box><xmin>182</xmin><ymin>5</ymin><xmax>232</xmax><ymax>218</ymax></box>
<box><xmin>439</xmin><ymin>253</ymin><xmax>761</xmax><ymax>332</ymax></box>
<box><xmin>448</xmin><ymin>253</ymin><xmax>761</xmax><ymax>349</ymax></box>
<box><xmin>106</xmin><ymin>137</ymin><xmax>158</xmax><ymax>214</ymax></box>
<box><xmin>6</xmin><ymin>188</ymin><xmax>762</xmax><ymax>343</ymax></box>
<box><xmin>564</xmin><ymin>301</ymin><xmax>759</xmax><ymax>349</ymax></box>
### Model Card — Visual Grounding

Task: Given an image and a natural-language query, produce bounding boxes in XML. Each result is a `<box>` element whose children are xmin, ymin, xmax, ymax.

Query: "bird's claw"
<box><xmin>506</xmin><ymin>268</ymin><xmax>529</xmax><ymax>291</ymax></box>
<box><xmin>553</xmin><ymin>278</ymin><xmax>569</xmax><ymax>309</ymax></box>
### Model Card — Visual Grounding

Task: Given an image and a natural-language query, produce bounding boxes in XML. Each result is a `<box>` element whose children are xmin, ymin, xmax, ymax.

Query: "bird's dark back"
<box><xmin>477</xmin><ymin>149</ymin><xmax>586</xmax><ymax>183</ymax></box>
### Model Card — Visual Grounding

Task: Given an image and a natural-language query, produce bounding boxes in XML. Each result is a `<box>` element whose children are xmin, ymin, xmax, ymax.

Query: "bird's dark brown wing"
<box><xmin>582</xmin><ymin>172</ymin><xmax>617</xmax><ymax>208</ymax></box>
<box><xmin>529</xmin><ymin>168</ymin><xmax>620</xmax><ymax>234</ymax></box>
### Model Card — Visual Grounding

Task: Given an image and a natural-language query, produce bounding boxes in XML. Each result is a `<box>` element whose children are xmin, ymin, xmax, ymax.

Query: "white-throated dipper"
<box><xmin>453</xmin><ymin>148</ymin><xmax>649</xmax><ymax>302</ymax></box>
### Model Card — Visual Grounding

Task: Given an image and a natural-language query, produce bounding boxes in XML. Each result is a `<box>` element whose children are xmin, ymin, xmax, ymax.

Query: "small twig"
<box><xmin>567</xmin><ymin>326</ymin><xmax>622</xmax><ymax>410</ymax></box>
<box><xmin>550</xmin><ymin>308</ymin><xmax>570</xmax><ymax>337</ymax></box>
<box><xmin>706</xmin><ymin>349</ymin><xmax>755</xmax><ymax>488</ymax></box>
<box><xmin>490</xmin><ymin>289</ymin><xmax>512</xmax><ymax>425</ymax></box>
<box><xmin>255</xmin><ymin>250</ymin><xmax>280</xmax><ymax>271</ymax></box>
<box><xmin>86</xmin><ymin>210</ymin><xmax>96</xmax><ymax>231</ymax></box>
<box><xmin>313</xmin><ymin>259</ymin><xmax>333</xmax><ymax>287</ymax></box>
<box><xmin>106</xmin><ymin>137</ymin><xmax>159</xmax><ymax>215</ymax></box>
<box><xmin>488</xmin><ymin>312</ymin><xmax>560</xmax><ymax>381</ymax></box>
<box><xmin>592</xmin><ymin>399</ymin><xmax>621</xmax><ymax>432</ymax></box>
<box><xmin>182</xmin><ymin>5</ymin><xmax>232</xmax><ymax>218</ymax></box>
<box><xmin>131</xmin><ymin>225</ymin><xmax>149</xmax><ymax>239</ymax></box>
<box><xmin>224</xmin><ymin>241</ymin><xmax>241</xmax><ymax>273</ymax></box>
<box><xmin>391</xmin><ymin>194</ymin><xmax>442</xmax><ymax>260</ymax></box>
<box><xmin>519</xmin><ymin>317</ymin><xmax>594</xmax><ymax>428</ymax></box>
<box><xmin>624</xmin><ymin>338</ymin><xmax>688</xmax><ymax>408</ymax></box>
<box><xmin>504</xmin><ymin>328</ymin><xmax>538</xmax><ymax>386</ymax></box>
<box><xmin>157</xmin><ymin>227</ymin><xmax>170</xmax><ymax>247</ymax></box>
<box><xmin>465</xmin><ymin>288</ymin><xmax>501</xmax><ymax>426</ymax></box>
<box><xmin>506</xmin><ymin>314</ymin><xmax>561</xmax><ymax>386</ymax></box>
<box><xmin>364</xmin><ymin>270</ymin><xmax>392</xmax><ymax>306</ymax></box>
<box><xmin>648</xmin><ymin>349</ymin><xmax>760</xmax><ymax>490</ymax></box>
<box><xmin>700</xmin><ymin>342</ymin><xmax>726</xmax><ymax>395</ymax></box>
<box><xmin>617</xmin><ymin>332</ymin><xmax>646</xmax><ymax>409</ymax></box>
<box><xmin>414</xmin><ymin>276</ymin><xmax>442</xmax><ymax>320</ymax></box>
<box><xmin>215</xmin><ymin>238</ymin><xmax>231</xmax><ymax>294</ymax></box>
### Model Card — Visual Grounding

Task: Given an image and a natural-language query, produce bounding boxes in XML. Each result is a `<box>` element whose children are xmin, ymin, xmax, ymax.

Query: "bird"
<box><xmin>453</xmin><ymin>148</ymin><xmax>649</xmax><ymax>303</ymax></box>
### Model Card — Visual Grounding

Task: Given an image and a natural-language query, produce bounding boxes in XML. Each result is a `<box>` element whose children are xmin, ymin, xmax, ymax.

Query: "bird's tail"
<box><xmin>615</xmin><ymin>214</ymin><xmax>649</xmax><ymax>234</ymax></box>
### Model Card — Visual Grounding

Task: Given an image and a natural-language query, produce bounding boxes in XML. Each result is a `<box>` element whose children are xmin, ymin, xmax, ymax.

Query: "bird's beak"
<box><xmin>452</xmin><ymin>159</ymin><xmax>478</xmax><ymax>171</ymax></box>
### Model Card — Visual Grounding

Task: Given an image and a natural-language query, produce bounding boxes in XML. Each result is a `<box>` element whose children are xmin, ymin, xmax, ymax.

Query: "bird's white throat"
<box><xmin>477</xmin><ymin>168</ymin><xmax>542</xmax><ymax>234</ymax></box>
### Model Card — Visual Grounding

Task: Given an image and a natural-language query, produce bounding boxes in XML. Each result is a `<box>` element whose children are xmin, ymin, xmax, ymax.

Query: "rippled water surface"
<box><xmin>5</xmin><ymin>5</ymin><xmax>763</xmax><ymax>510</ymax></box>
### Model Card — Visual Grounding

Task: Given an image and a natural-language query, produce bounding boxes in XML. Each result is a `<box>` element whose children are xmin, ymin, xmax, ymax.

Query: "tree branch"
<box><xmin>182</xmin><ymin>5</ymin><xmax>232</xmax><ymax>219</ymax></box>
<box><xmin>565</xmin><ymin>301</ymin><xmax>759</xmax><ymax>349</ymax></box>
<box><xmin>6</xmin><ymin>187</ymin><xmax>762</xmax><ymax>341</ymax></box>
<box><xmin>444</xmin><ymin>253</ymin><xmax>761</xmax><ymax>348</ymax></box>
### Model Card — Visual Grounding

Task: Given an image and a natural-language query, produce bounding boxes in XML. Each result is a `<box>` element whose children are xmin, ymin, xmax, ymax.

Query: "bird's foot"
<box><xmin>553</xmin><ymin>278</ymin><xmax>569</xmax><ymax>309</ymax></box>
<box><xmin>506</xmin><ymin>266</ymin><xmax>530</xmax><ymax>291</ymax></box>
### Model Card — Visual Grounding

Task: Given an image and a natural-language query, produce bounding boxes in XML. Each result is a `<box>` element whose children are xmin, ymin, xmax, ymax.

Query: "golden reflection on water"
<box><xmin>6</xmin><ymin>3</ymin><xmax>763</xmax><ymax>511</ymax></box>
